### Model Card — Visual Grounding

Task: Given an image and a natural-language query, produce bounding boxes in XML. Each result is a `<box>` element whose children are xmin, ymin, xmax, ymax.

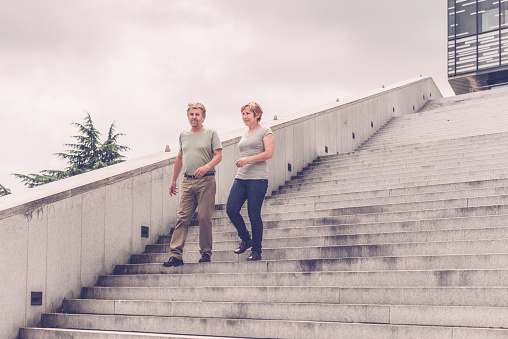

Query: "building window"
<box><xmin>456</xmin><ymin>0</ymin><xmax>477</xmax><ymax>37</ymax></box>
<box><xmin>501</xmin><ymin>0</ymin><xmax>508</xmax><ymax>27</ymax></box>
<box><xmin>502</xmin><ymin>28</ymin><xmax>508</xmax><ymax>65</ymax></box>
<box><xmin>478</xmin><ymin>0</ymin><xmax>499</xmax><ymax>33</ymax></box>
<box><xmin>449</xmin><ymin>0</ymin><xmax>456</xmax><ymax>38</ymax></box>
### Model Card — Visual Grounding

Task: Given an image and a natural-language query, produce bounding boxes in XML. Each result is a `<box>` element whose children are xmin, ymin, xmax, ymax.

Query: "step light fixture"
<box><xmin>31</xmin><ymin>292</ymin><xmax>42</xmax><ymax>306</ymax></box>
<box><xmin>141</xmin><ymin>226</ymin><xmax>149</xmax><ymax>238</ymax></box>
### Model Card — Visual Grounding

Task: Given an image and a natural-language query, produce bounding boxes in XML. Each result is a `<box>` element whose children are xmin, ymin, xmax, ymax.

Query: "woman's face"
<box><xmin>241</xmin><ymin>107</ymin><xmax>258</xmax><ymax>127</ymax></box>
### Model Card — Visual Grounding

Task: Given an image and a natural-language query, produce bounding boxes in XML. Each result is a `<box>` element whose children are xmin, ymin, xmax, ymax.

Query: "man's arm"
<box><xmin>169</xmin><ymin>150</ymin><xmax>183</xmax><ymax>196</ymax></box>
<box><xmin>193</xmin><ymin>148</ymin><xmax>223</xmax><ymax>178</ymax></box>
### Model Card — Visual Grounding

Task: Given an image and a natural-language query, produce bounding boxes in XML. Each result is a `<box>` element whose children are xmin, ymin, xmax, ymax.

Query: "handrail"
<box><xmin>470</xmin><ymin>81</ymin><xmax>508</xmax><ymax>92</ymax></box>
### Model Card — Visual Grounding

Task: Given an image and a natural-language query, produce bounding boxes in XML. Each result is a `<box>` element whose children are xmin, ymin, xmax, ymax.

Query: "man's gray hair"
<box><xmin>187</xmin><ymin>102</ymin><xmax>206</xmax><ymax>117</ymax></box>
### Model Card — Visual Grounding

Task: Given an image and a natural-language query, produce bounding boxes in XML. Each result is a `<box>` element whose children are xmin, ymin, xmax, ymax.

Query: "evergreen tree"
<box><xmin>99</xmin><ymin>121</ymin><xmax>130</xmax><ymax>166</ymax></box>
<box><xmin>13</xmin><ymin>112</ymin><xmax>130</xmax><ymax>188</ymax></box>
<box><xmin>0</xmin><ymin>184</ymin><xmax>11</xmax><ymax>196</ymax></box>
<box><xmin>55</xmin><ymin>112</ymin><xmax>103</xmax><ymax>170</ymax></box>
<box><xmin>13</xmin><ymin>170</ymin><xmax>68</xmax><ymax>189</ymax></box>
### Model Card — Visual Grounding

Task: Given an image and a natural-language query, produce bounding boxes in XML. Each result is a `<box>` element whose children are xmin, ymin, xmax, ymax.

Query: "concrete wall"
<box><xmin>0</xmin><ymin>76</ymin><xmax>442</xmax><ymax>338</ymax></box>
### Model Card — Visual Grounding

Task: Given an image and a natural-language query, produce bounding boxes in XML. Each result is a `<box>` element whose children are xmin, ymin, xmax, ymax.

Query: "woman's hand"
<box><xmin>236</xmin><ymin>157</ymin><xmax>249</xmax><ymax>168</ymax></box>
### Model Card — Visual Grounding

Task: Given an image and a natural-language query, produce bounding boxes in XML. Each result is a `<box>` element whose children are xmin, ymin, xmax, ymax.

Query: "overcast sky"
<box><xmin>0</xmin><ymin>0</ymin><xmax>453</xmax><ymax>193</ymax></box>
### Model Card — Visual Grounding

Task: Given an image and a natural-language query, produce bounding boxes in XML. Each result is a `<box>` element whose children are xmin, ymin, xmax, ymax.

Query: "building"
<box><xmin>448</xmin><ymin>0</ymin><xmax>508</xmax><ymax>94</ymax></box>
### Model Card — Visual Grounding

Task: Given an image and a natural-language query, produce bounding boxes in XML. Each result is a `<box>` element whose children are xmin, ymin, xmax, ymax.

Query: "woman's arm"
<box><xmin>236</xmin><ymin>133</ymin><xmax>274</xmax><ymax>167</ymax></box>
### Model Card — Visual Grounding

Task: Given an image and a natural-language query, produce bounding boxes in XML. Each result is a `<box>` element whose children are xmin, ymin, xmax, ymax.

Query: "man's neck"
<box><xmin>190</xmin><ymin>125</ymin><xmax>204</xmax><ymax>134</ymax></box>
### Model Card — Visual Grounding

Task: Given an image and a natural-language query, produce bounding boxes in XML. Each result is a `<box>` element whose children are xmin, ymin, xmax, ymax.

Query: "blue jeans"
<box><xmin>226</xmin><ymin>179</ymin><xmax>268</xmax><ymax>254</ymax></box>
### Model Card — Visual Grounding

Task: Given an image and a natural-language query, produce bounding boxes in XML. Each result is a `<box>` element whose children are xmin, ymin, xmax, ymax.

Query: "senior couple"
<box><xmin>163</xmin><ymin>102</ymin><xmax>274</xmax><ymax>267</ymax></box>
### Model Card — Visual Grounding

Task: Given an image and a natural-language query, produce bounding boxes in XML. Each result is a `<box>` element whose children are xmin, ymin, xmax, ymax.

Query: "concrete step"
<box><xmin>161</xmin><ymin>214</ymin><xmax>508</xmax><ymax>246</ymax></box>
<box><xmin>360</xmin><ymin>125</ymin><xmax>508</xmax><ymax>144</ymax></box>
<box><xmin>269</xmin><ymin>178</ymin><xmax>508</xmax><ymax>199</ymax></box>
<box><xmin>114</xmin><ymin>253</ymin><xmax>508</xmax><ymax>275</ymax></box>
<box><xmin>359</xmin><ymin>121</ymin><xmax>508</xmax><ymax>151</ymax></box>
<box><xmin>97</xmin><ymin>269</ymin><xmax>508</xmax><ymax>288</ymax></box>
<box><xmin>151</xmin><ymin>226</ymin><xmax>508</xmax><ymax>254</ymax></box>
<box><xmin>365</xmin><ymin>117</ymin><xmax>505</xmax><ymax>150</ymax></box>
<box><xmin>19</xmin><ymin>328</ymin><xmax>234</xmax><ymax>339</ymax></box>
<box><xmin>302</xmin><ymin>154</ymin><xmax>508</xmax><ymax>176</ymax></box>
<box><xmin>321</xmin><ymin>149</ymin><xmax>508</xmax><ymax>164</ymax></box>
<box><xmin>211</xmin><ymin>194</ymin><xmax>508</xmax><ymax>221</ymax></box>
<box><xmin>273</xmin><ymin>172</ymin><xmax>508</xmax><ymax>196</ymax></box>
<box><xmin>292</xmin><ymin>157</ymin><xmax>508</xmax><ymax>182</ymax></box>
<box><xmin>167</xmin><ymin>214</ymin><xmax>508</xmax><ymax>246</ymax></box>
<box><xmin>37</xmin><ymin>312</ymin><xmax>508</xmax><ymax>339</ymax></box>
<box><xmin>78</xmin><ymin>286</ymin><xmax>508</xmax><ymax>307</ymax></box>
<box><xmin>274</xmin><ymin>168</ymin><xmax>508</xmax><ymax>193</ymax></box>
<box><xmin>315</xmin><ymin>136</ymin><xmax>508</xmax><ymax>161</ymax></box>
<box><xmin>294</xmin><ymin>165</ymin><xmax>508</xmax><ymax>187</ymax></box>
<box><xmin>130</xmin><ymin>238</ymin><xmax>508</xmax><ymax>264</ymax></box>
<box><xmin>366</xmin><ymin>110</ymin><xmax>508</xmax><ymax>127</ymax></box>
<box><xmin>56</xmin><ymin>299</ymin><xmax>508</xmax><ymax>329</ymax></box>
<box><xmin>265</xmin><ymin>183</ymin><xmax>508</xmax><ymax>204</ymax></box>
<box><xmin>314</xmin><ymin>143</ymin><xmax>508</xmax><ymax>167</ymax></box>
<box><xmin>211</xmin><ymin>203</ymin><xmax>508</xmax><ymax>227</ymax></box>
<box><xmin>361</xmin><ymin>134</ymin><xmax>508</xmax><ymax>150</ymax></box>
<box><xmin>261</xmin><ymin>186</ymin><xmax>508</xmax><ymax>212</ymax></box>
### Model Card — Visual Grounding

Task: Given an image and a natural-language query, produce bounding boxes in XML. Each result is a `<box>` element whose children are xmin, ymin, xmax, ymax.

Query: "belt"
<box><xmin>184</xmin><ymin>172</ymin><xmax>215</xmax><ymax>179</ymax></box>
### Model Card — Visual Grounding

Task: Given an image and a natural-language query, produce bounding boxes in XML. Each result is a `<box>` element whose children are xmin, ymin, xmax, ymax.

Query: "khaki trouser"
<box><xmin>169</xmin><ymin>175</ymin><xmax>216</xmax><ymax>260</ymax></box>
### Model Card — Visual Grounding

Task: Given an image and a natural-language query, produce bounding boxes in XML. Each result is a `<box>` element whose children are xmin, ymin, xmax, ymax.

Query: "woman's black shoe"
<box><xmin>247</xmin><ymin>251</ymin><xmax>261</xmax><ymax>261</ymax></box>
<box><xmin>234</xmin><ymin>240</ymin><xmax>253</xmax><ymax>254</ymax></box>
<box><xmin>163</xmin><ymin>257</ymin><xmax>184</xmax><ymax>267</ymax></box>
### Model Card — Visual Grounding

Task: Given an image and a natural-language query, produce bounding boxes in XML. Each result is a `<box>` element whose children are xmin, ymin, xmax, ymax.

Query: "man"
<box><xmin>163</xmin><ymin>102</ymin><xmax>222</xmax><ymax>267</ymax></box>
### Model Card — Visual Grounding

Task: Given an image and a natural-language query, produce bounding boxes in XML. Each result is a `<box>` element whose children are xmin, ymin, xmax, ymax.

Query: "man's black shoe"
<box><xmin>234</xmin><ymin>239</ymin><xmax>253</xmax><ymax>254</ymax></box>
<box><xmin>163</xmin><ymin>257</ymin><xmax>184</xmax><ymax>267</ymax></box>
<box><xmin>199</xmin><ymin>253</ymin><xmax>211</xmax><ymax>263</ymax></box>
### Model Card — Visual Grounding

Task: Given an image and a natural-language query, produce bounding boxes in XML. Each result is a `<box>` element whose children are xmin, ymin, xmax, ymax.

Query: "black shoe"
<box><xmin>234</xmin><ymin>240</ymin><xmax>253</xmax><ymax>254</ymax></box>
<box><xmin>163</xmin><ymin>257</ymin><xmax>184</xmax><ymax>267</ymax></box>
<box><xmin>247</xmin><ymin>251</ymin><xmax>261</xmax><ymax>261</ymax></box>
<box><xmin>199</xmin><ymin>253</ymin><xmax>211</xmax><ymax>263</ymax></box>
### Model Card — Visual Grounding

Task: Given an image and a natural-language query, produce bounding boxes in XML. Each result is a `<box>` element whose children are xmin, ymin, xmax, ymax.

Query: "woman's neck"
<box><xmin>248</xmin><ymin>122</ymin><xmax>260</xmax><ymax>131</ymax></box>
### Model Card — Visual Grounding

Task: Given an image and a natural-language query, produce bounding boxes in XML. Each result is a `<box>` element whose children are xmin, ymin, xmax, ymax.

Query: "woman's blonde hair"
<box><xmin>241</xmin><ymin>102</ymin><xmax>263</xmax><ymax>122</ymax></box>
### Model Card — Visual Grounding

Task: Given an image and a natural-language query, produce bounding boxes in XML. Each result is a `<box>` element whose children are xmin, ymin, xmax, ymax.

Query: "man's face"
<box><xmin>187</xmin><ymin>108</ymin><xmax>205</xmax><ymax>128</ymax></box>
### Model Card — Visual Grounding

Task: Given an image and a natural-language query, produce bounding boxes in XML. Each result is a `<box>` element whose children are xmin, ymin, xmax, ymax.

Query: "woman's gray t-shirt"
<box><xmin>236</xmin><ymin>125</ymin><xmax>273</xmax><ymax>180</ymax></box>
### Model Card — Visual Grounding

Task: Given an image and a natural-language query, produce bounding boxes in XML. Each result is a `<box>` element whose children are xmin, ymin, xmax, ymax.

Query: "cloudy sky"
<box><xmin>0</xmin><ymin>0</ymin><xmax>453</xmax><ymax>193</ymax></box>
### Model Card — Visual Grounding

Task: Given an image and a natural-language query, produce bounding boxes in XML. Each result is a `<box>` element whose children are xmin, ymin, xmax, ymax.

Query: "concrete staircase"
<box><xmin>19</xmin><ymin>87</ymin><xmax>508</xmax><ymax>338</ymax></box>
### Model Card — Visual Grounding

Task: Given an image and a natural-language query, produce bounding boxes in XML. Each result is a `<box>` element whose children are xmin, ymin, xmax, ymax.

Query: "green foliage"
<box><xmin>99</xmin><ymin>121</ymin><xmax>130</xmax><ymax>166</ymax></box>
<box><xmin>13</xmin><ymin>170</ymin><xmax>69</xmax><ymax>189</ymax></box>
<box><xmin>55</xmin><ymin>112</ymin><xmax>103</xmax><ymax>170</ymax></box>
<box><xmin>0</xmin><ymin>184</ymin><xmax>11</xmax><ymax>196</ymax></box>
<box><xmin>13</xmin><ymin>112</ymin><xmax>130</xmax><ymax>188</ymax></box>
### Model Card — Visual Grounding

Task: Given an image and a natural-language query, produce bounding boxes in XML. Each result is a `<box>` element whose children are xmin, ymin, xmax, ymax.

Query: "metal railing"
<box><xmin>470</xmin><ymin>81</ymin><xmax>508</xmax><ymax>92</ymax></box>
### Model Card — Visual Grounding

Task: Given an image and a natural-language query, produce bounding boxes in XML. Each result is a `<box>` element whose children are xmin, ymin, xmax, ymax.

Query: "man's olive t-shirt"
<box><xmin>179</xmin><ymin>128</ymin><xmax>222</xmax><ymax>176</ymax></box>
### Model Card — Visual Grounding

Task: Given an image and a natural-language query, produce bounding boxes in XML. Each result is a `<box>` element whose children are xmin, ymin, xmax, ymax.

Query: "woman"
<box><xmin>226</xmin><ymin>102</ymin><xmax>274</xmax><ymax>261</ymax></box>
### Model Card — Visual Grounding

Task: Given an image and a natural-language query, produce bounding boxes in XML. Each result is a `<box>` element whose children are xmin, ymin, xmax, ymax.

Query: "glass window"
<box><xmin>501</xmin><ymin>28</ymin><xmax>508</xmax><ymax>65</ymax></box>
<box><xmin>455</xmin><ymin>35</ymin><xmax>477</xmax><ymax>74</ymax></box>
<box><xmin>449</xmin><ymin>0</ymin><xmax>456</xmax><ymax>38</ymax></box>
<box><xmin>456</xmin><ymin>0</ymin><xmax>477</xmax><ymax>37</ymax></box>
<box><xmin>478</xmin><ymin>31</ymin><xmax>500</xmax><ymax>69</ymax></box>
<box><xmin>501</xmin><ymin>0</ymin><xmax>508</xmax><ymax>27</ymax></box>
<box><xmin>448</xmin><ymin>40</ymin><xmax>456</xmax><ymax>75</ymax></box>
<box><xmin>478</xmin><ymin>0</ymin><xmax>499</xmax><ymax>32</ymax></box>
